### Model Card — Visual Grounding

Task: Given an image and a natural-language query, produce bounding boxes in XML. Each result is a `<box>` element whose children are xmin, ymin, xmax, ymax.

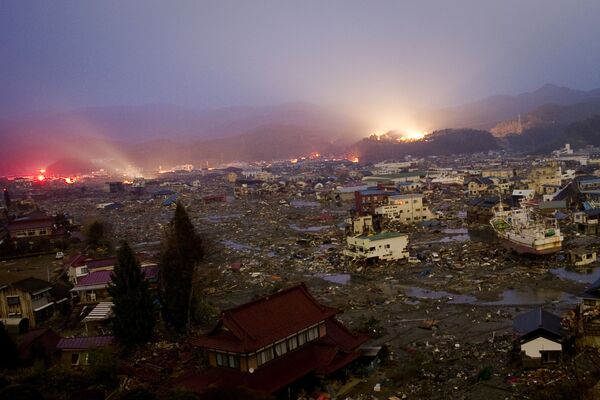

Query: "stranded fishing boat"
<box><xmin>490</xmin><ymin>205</ymin><xmax>563</xmax><ymax>255</ymax></box>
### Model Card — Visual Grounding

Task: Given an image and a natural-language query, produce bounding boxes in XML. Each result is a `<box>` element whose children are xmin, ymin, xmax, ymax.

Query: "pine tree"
<box><xmin>86</xmin><ymin>220</ymin><xmax>106</xmax><ymax>248</ymax></box>
<box><xmin>0</xmin><ymin>321</ymin><xmax>19</xmax><ymax>369</ymax></box>
<box><xmin>2</xmin><ymin>188</ymin><xmax>10</xmax><ymax>210</ymax></box>
<box><xmin>108</xmin><ymin>241</ymin><xmax>155</xmax><ymax>348</ymax></box>
<box><xmin>160</xmin><ymin>202</ymin><xmax>203</xmax><ymax>331</ymax></box>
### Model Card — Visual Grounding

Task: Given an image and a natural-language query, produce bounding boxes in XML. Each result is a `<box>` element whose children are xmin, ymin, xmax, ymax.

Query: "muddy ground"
<box><xmin>21</xmin><ymin>180</ymin><xmax>600</xmax><ymax>399</ymax></box>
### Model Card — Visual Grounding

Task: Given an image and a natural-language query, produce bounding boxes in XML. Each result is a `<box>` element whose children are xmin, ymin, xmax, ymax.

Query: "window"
<box><xmin>7</xmin><ymin>296</ymin><xmax>20</xmax><ymax>306</ymax></box>
<box><xmin>307</xmin><ymin>325</ymin><xmax>319</xmax><ymax>341</ymax></box>
<box><xmin>287</xmin><ymin>336</ymin><xmax>298</xmax><ymax>351</ymax></box>
<box><xmin>71</xmin><ymin>353</ymin><xmax>80</xmax><ymax>366</ymax></box>
<box><xmin>369</xmin><ymin>247</ymin><xmax>375</xmax><ymax>252</ymax></box>
<box><xmin>385</xmin><ymin>244</ymin><xmax>390</xmax><ymax>249</ymax></box>
<box><xmin>298</xmin><ymin>330</ymin><xmax>308</xmax><ymax>346</ymax></box>
<box><xmin>216</xmin><ymin>352</ymin><xmax>240</xmax><ymax>368</ymax></box>
<box><xmin>257</xmin><ymin>347</ymin><xmax>274</xmax><ymax>366</ymax></box>
<box><xmin>274</xmin><ymin>340</ymin><xmax>287</xmax><ymax>356</ymax></box>
<box><xmin>228</xmin><ymin>354</ymin><xmax>240</xmax><ymax>369</ymax></box>
<box><xmin>542</xmin><ymin>351</ymin><xmax>560</xmax><ymax>364</ymax></box>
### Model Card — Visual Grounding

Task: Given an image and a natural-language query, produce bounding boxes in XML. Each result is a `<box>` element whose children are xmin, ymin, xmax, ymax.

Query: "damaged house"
<box><xmin>344</xmin><ymin>231</ymin><xmax>409</xmax><ymax>262</ymax></box>
<box><xmin>513</xmin><ymin>307</ymin><xmax>564</xmax><ymax>367</ymax></box>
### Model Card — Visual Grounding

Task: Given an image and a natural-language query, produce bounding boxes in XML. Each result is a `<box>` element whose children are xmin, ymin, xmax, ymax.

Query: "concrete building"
<box><xmin>374</xmin><ymin>194</ymin><xmax>434</xmax><ymax>224</ymax></box>
<box><xmin>372</xmin><ymin>162</ymin><xmax>413</xmax><ymax>175</ymax></box>
<box><xmin>529</xmin><ymin>162</ymin><xmax>562</xmax><ymax>195</ymax></box>
<box><xmin>345</xmin><ymin>215</ymin><xmax>374</xmax><ymax>236</ymax></box>
<box><xmin>481</xmin><ymin>168</ymin><xmax>515</xmax><ymax>179</ymax></box>
<box><xmin>574</xmin><ymin>209</ymin><xmax>600</xmax><ymax>235</ymax></box>
<box><xmin>362</xmin><ymin>171</ymin><xmax>424</xmax><ymax>185</ymax></box>
<box><xmin>344</xmin><ymin>231</ymin><xmax>409</xmax><ymax>261</ymax></box>
<box><xmin>354</xmin><ymin>189</ymin><xmax>396</xmax><ymax>215</ymax></box>
<box><xmin>466</xmin><ymin>177</ymin><xmax>494</xmax><ymax>196</ymax></box>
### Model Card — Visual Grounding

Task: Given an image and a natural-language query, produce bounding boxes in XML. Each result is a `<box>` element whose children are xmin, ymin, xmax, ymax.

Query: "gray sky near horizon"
<box><xmin>2</xmin><ymin>0</ymin><xmax>600</xmax><ymax>125</ymax></box>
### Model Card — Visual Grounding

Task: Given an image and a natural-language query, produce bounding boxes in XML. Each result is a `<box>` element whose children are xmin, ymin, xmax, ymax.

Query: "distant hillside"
<box><xmin>0</xmin><ymin>103</ymin><xmax>364</xmax><ymax>175</ymax></box>
<box><xmin>424</xmin><ymin>84</ymin><xmax>600</xmax><ymax>131</ymax></box>
<box><xmin>126</xmin><ymin>124</ymin><xmax>343</xmax><ymax>170</ymax></box>
<box><xmin>491</xmin><ymin>97</ymin><xmax>600</xmax><ymax>136</ymax></box>
<box><xmin>351</xmin><ymin>129</ymin><xmax>499</xmax><ymax>162</ymax></box>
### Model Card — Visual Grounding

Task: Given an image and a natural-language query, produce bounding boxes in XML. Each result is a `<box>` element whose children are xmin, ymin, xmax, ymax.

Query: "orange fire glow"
<box><xmin>37</xmin><ymin>175</ymin><xmax>46</xmax><ymax>181</ymax></box>
<box><xmin>351</xmin><ymin>156</ymin><xmax>359</xmax><ymax>163</ymax></box>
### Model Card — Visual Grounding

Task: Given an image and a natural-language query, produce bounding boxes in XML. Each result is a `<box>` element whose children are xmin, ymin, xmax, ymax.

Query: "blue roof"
<box><xmin>162</xmin><ymin>194</ymin><xmax>179</xmax><ymax>206</ymax></box>
<box><xmin>513</xmin><ymin>307</ymin><xmax>562</xmax><ymax>338</ymax></box>
<box><xmin>358</xmin><ymin>189</ymin><xmax>392</xmax><ymax>196</ymax></box>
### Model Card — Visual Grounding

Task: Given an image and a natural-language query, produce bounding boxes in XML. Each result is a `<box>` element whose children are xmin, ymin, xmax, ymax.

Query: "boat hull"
<box><xmin>499</xmin><ymin>237</ymin><xmax>561</xmax><ymax>255</ymax></box>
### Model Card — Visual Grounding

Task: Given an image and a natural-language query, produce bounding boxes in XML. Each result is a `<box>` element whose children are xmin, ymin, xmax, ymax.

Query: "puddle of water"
<box><xmin>435</xmin><ymin>234</ymin><xmax>470</xmax><ymax>243</ymax></box>
<box><xmin>490</xmin><ymin>289</ymin><xmax>576</xmax><ymax>305</ymax></box>
<box><xmin>442</xmin><ymin>228</ymin><xmax>468</xmax><ymax>234</ymax></box>
<box><xmin>315</xmin><ymin>273</ymin><xmax>351</xmax><ymax>285</ymax></box>
<box><xmin>203</xmin><ymin>214</ymin><xmax>242</xmax><ymax>223</ymax></box>
<box><xmin>550</xmin><ymin>267</ymin><xmax>600</xmax><ymax>284</ymax></box>
<box><xmin>221</xmin><ymin>240</ymin><xmax>260</xmax><ymax>252</ymax></box>
<box><xmin>405</xmin><ymin>286</ymin><xmax>577</xmax><ymax>305</ymax></box>
<box><xmin>405</xmin><ymin>287</ymin><xmax>477</xmax><ymax>304</ymax></box>
<box><xmin>290</xmin><ymin>200</ymin><xmax>320</xmax><ymax>208</ymax></box>
<box><xmin>289</xmin><ymin>224</ymin><xmax>332</xmax><ymax>232</ymax></box>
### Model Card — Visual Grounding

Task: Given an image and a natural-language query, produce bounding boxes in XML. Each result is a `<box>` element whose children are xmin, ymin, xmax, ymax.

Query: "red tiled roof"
<box><xmin>8</xmin><ymin>218</ymin><xmax>54</xmax><ymax>232</ymax></box>
<box><xmin>321</xmin><ymin>318</ymin><xmax>369</xmax><ymax>352</ymax></box>
<box><xmin>192</xmin><ymin>284</ymin><xmax>338</xmax><ymax>352</ymax></box>
<box><xmin>179</xmin><ymin>332</ymin><xmax>366</xmax><ymax>394</ymax></box>
<box><xmin>57</xmin><ymin>336</ymin><xmax>114</xmax><ymax>350</ymax></box>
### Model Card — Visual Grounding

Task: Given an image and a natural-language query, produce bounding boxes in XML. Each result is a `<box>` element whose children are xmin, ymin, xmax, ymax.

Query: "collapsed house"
<box><xmin>344</xmin><ymin>231</ymin><xmax>409</xmax><ymax>262</ymax></box>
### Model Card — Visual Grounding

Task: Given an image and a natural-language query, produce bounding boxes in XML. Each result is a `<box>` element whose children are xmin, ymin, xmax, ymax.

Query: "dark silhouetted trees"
<box><xmin>0</xmin><ymin>322</ymin><xmax>19</xmax><ymax>369</ymax></box>
<box><xmin>2</xmin><ymin>188</ymin><xmax>10</xmax><ymax>210</ymax></box>
<box><xmin>108</xmin><ymin>242</ymin><xmax>155</xmax><ymax>348</ymax></box>
<box><xmin>159</xmin><ymin>203</ymin><xmax>203</xmax><ymax>331</ymax></box>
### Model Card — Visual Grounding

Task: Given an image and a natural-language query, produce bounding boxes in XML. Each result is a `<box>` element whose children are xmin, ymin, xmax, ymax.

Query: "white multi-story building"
<box><xmin>374</xmin><ymin>194</ymin><xmax>435</xmax><ymax>223</ymax></box>
<box><xmin>373</xmin><ymin>162</ymin><xmax>413</xmax><ymax>175</ymax></box>
<box><xmin>344</xmin><ymin>231</ymin><xmax>409</xmax><ymax>261</ymax></box>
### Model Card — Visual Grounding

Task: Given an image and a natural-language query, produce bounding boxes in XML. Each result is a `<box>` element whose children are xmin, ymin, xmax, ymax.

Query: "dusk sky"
<box><xmin>3</xmin><ymin>0</ymin><xmax>600</xmax><ymax>121</ymax></box>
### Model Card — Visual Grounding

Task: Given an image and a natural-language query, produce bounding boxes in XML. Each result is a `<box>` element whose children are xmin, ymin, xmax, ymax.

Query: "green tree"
<box><xmin>2</xmin><ymin>188</ymin><xmax>10</xmax><ymax>210</ymax></box>
<box><xmin>159</xmin><ymin>202</ymin><xmax>203</xmax><ymax>331</ymax></box>
<box><xmin>108</xmin><ymin>241</ymin><xmax>155</xmax><ymax>348</ymax></box>
<box><xmin>0</xmin><ymin>322</ymin><xmax>19</xmax><ymax>369</ymax></box>
<box><xmin>85</xmin><ymin>221</ymin><xmax>106</xmax><ymax>247</ymax></box>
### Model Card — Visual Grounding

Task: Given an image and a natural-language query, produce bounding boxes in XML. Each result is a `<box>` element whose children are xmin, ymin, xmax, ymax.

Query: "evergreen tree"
<box><xmin>108</xmin><ymin>241</ymin><xmax>155</xmax><ymax>348</ymax></box>
<box><xmin>86</xmin><ymin>220</ymin><xmax>106</xmax><ymax>248</ymax></box>
<box><xmin>0</xmin><ymin>322</ymin><xmax>19</xmax><ymax>369</ymax></box>
<box><xmin>160</xmin><ymin>202</ymin><xmax>203</xmax><ymax>331</ymax></box>
<box><xmin>2</xmin><ymin>188</ymin><xmax>10</xmax><ymax>210</ymax></box>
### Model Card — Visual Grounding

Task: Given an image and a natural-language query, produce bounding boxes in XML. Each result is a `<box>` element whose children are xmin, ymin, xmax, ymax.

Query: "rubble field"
<box><xmin>32</xmin><ymin>176</ymin><xmax>598</xmax><ymax>399</ymax></box>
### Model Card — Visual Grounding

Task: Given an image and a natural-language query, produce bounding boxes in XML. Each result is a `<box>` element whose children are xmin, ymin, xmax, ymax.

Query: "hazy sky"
<box><xmin>2</xmin><ymin>0</ymin><xmax>600</xmax><ymax>120</ymax></box>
